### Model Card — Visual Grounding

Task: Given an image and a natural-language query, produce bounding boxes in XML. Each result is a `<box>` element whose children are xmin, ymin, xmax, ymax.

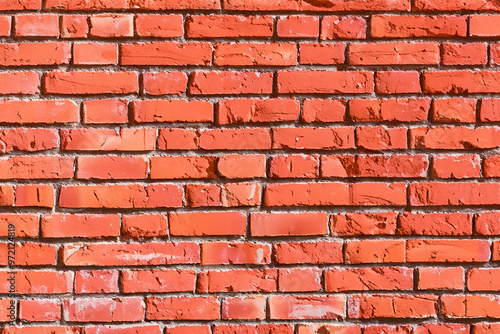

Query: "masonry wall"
<box><xmin>0</xmin><ymin>0</ymin><xmax>500</xmax><ymax>333</ymax></box>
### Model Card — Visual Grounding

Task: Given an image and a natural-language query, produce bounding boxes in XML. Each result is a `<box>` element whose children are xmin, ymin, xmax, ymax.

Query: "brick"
<box><xmin>0</xmin><ymin>156</ymin><xmax>73</xmax><ymax>180</ymax></box>
<box><xmin>432</xmin><ymin>154</ymin><xmax>480</xmax><ymax>179</ymax></box>
<box><xmin>0</xmin><ymin>42</ymin><xmax>71</xmax><ymax>66</ymax></box>
<box><xmin>278</xmin><ymin>268</ymin><xmax>322</xmax><ymax>292</ymax></box>
<box><xmin>15</xmin><ymin>184</ymin><xmax>53</xmax><ymax>208</ymax></box>
<box><xmin>277</xmin><ymin>16</ymin><xmax>319</xmax><ymax>38</ymax></box>
<box><xmin>133</xmin><ymin>100</ymin><xmax>211</xmax><ymax>123</ymax></box>
<box><xmin>44</xmin><ymin>71</ymin><xmax>138</xmax><ymax>95</ymax></box>
<box><xmin>77</xmin><ymin>156</ymin><xmax>148</xmax><ymax>180</ymax></box>
<box><xmin>351</xmin><ymin>182</ymin><xmax>407</xmax><ymax>206</ymax></box>
<box><xmin>170</xmin><ymin>212</ymin><xmax>246</xmax><ymax>236</ymax></box>
<box><xmin>269</xmin><ymin>296</ymin><xmax>345</xmax><ymax>320</ymax></box>
<box><xmin>122</xmin><ymin>214</ymin><xmax>169</xmax><ymax>238</ymax></box>
<box><xmin>201</xmin><ymin>242</ymin><xmax>271</xmax><ymax>265</ymax></box>
<box><xmin>136</xmin><ymin>14</ymin><xmax>183</xmax><ymax>37</ymax></box>
<box><xmin>73</xmin><ymin>43</ymin><xmax>118</xmax><ymax>65</ymax></box>
<box><xmin>407</xmin><ymin>240</ymin><xmax>491</xmax><ymax>262</ymax></box>
<box><xmin>331</xmin><ymin>212</ymin><xmax>397</xmax><ymax>236</ymax></box>
<box><xmin>199</xmin><ymin>128</ymin><xmax>272</xmax><ymax>150</ymax></box>
<box><xmin>62</xmin><ymin>242</ymin><xmax>199</xmax><ymax>266</ymax></box>
<box><xmin>299</xmin><ymin>43</ymin><xmax>346</xmax><ymax>65</ymax></box>
<box><xmin>0</xmin><ymin>270</ymin><xmax>73</xmax><ymax>294</ymax></box>
<box><xmin>441</xmin><ymin>295</ymin><xmax>500</xmax><ymax>318</ymax></box>
<box><xmin>3</xmin><ymin>243</ymin><xmax>57</xmax><ymax>266</ymax></box>
<box><xmin>203</xmin><ymin>269</ymin><xmax>276</xmax><ymax>293</ymax></box>
<box><xmin>75</xmin><ymin>270</ymin><xmax>119</xmax><ymax>294</ymax></box>
<box><xmin>214</xmin><ymin>325</ymin><xmax>293</xmax><ymax>334</ymax></box>
<box><xmin>121</xmin><ymin>270</ymin><xmax>196</xmax><ymax>293</ymax></box>
<box><xmin>128</xmin><ymin>0</ymin><xmax>220</xmax><ymax>10</ymax></box>
<box><xmin>375</xmin><ymin>71</ymin><xmax>421</xmax><ymax>94</ymax></box>
<box><xmin>481</xmin><ymin>99</ymin><xmax>500</xmax><ymax>122</ymax></box>
<box><xmin>146</xmin><ymin>297</ymin><xmax>219</xmax><ymax>320</ymax></box>
<box><xmin>326</xmin><ymin>267</ymin><xmax>413</xmax><ymax>292</ymax></box>
<box><xmin>89</xmin><ymin>14</ymin><xmax>133</xmax><ymax>37</ymax></box>
<box><xmin>277</xmin><ymin>71</ymin><xmax>373</xmax><ymax>94</ymax></box>
<box><xmin>432</xmin><ymin>98</ymin><xmax>477</xmax><ymax>123</ymax></box>
<box><xmin>217</xmin><ymin>154</ymin><xmax>266</xmax><ymax>179</ymax></box>
<box><xmin>250</xmin><ymin>212</ymin><xmax>328</xmax><ymax>236</ymax></box>
<box><xmin>223</xmin><ymin>0</ymin><xmax>410</xmax><ymax>11</ymax></box>
<box><xmin>44</xmin><ymin>0</ymin><xmax>128</xmax><ymax>10</ymax></box>
<box><xmin>269</xmin><ymin>155</ymin><xmax>319</xmax><ymax>178</ymax></box>
<box><xmin>476</xmin><ymin>212</ymin><xmax>500</xmax><ymax>235</ymax></box>
<box><xmin>221</xmin><ymin>182</ymin><xmax>261</xmax><ymax>207</ymax></box>
<box><xmin>410</xmin><ymin>126</ymin><xmax>500</xmax><ymax>149</ymax></box>
<box><xmin>0</xmin><ymin>72</ymin><xmax>39</xmax><ymax>95</ymax></box>
<box><xmin>217</xmin><ymin>98</ymin><xmax>300</xmax><ymax>124</ymax></box>
<box><xmin>41</xmin><ymin>214</ymin><xmax>120</xmax><ymax>238</ymax></box>
<box><xmin>142</xmin><ymin>72</ymin><xmax>188</xmax><ymax>96</ymax></box>
<box><xmin>414</xmin><ymin>0</ymin><xmax>500</xmax><ymax>11</ymax></box>
<box><xmin>418</xmin><ymin>267</ymin><xmax>464</xmax><ymax>290</ymax></box>
<box><xmin>470</xmin><ymin>15</ymin><xmax>500</xmax><ymax>36</ymax></box>
<box><xmin>186</xmin><ymin>15</ymin><xmax>273</xmax><ymax>38</ymax></box>
<box><xmin>63</xmin><ymin>297</ymin><xmax>144</xmax><ymax>322</ymax></box>
<box><xmin>0</xmin><ymin>129</ymin><xmax>58</xmax><ymax>154</ymax></box>
<box><xmin>59</xmin><ymin>184</ymin><xmax>183</xmax><ymax>209</ymax></box>
<box><xmin>398</xmin><ymin>212</ymin><xmax>472</xmax><ymax>236</ymax></box>
<box><xmin>2</xmin><ymin>327</ymin><xmax>80</xmax><ymax>334</ymax></box>
<box><xmin>302</xmin><ymin>99</ymin><xmax>346</xmax><ymax>122</ymax></box>
<box><xmin>0</xmin><ymin>100</ymin><xmax>78</xmax><ymax>123</ymax></box>
<box><xmin>273</xmin><ymin>241</ymin><xmax>343</xmax><ymax>264</ymax></box>
<box><xmin>214</xmin><ymin>43</ymin><xmax>297</xmax><ymax>66</ymax></box>
<box><xmin>297</xmin><ymin>325</ymin><xmax>360</xmax><ymax>334</ymax></box>
<box><xmin>15</xmin><ymin>14</ymin><xmax>59</xmax><ymax>37</ymax></box>
<box><xmin>345</xmin><ymin>240</ymin><xmax>405</xmax><ymax>264</ymax></box>
<box><xmin>349</xmin><ymin>295</ymin><xmax>437</xmax><ymax>319</ymax></box>
<box><xmin>0</xmin><ymin>16</ymin><xmax>10</xmax><ymax>36</ymax></box>
<box><xmin>484</xmin><ymin>156</ymin><xmax>500</xmax><ymax>177</ymax></box>
<box><xmin>409</xmin><ymin>182</ymin><xmax>500</xmax><ymax>206</ymax></box>
<box><xmin>158</xmin><ymin>128</ymin><xmax>198</xmax><ymax>150</ymax></box>
<box><xmin>356</xmin><ymin>126</ymin><xmax>407</xmax><ymax>150</ymax></box>
<box><xmin>222</xmin><ymin>296</ymin><xmax>266</xmax><ymax>320</ymax></box>
<box><xmin>61</xmin><ymin>128</ymin><xmax>156</xmax><ymax>151</ymax></box>
<box><xmin>321</xmin><ymin>16</ymin><xmax>366</xmax><ymax>39</ymax></box>
<box><xmin>467</xmin><ymin>268</ymin><xmax>500</xmax><ymax>291</ymax></box>
<box><xmin>273</xmin><ymin>127</ymin><xmax>354</xmax><ymax>150</ymax></box>
<box><xmin>473</xmin><ymin>324</ymin><xmax>500</xmax><ymax>334</ymax></box>
<box><xmin>442</xmin><ymin>43</ymin><xmax>488</xmax><ymax>66</ymax></box>
<box><xmin>371</xmin><ymin>15</ymin><xmax>466</xmax><ymax>38</ymax></box>
<box><xmin>61</xmin><ymin>15</ymin><xmax>88</xmax><ymax>38</ymax></box>
<box><xmin>264</xmin><ymin>183</ymin><xmax>349</xmax><ymax>206</ymax></box>
<box><xmin>0</xmin><ymin>0</ymin><xmax>41</xmax><ymax>10</ymax></box>
<box><xmin>349</xmin><ymin>42</ymin><xmax>440</xmax><ymax>65</ymax></box>
<box><xmin>167</xmin><ymin>327</ymin><xmax>210</xmax><ymax>334</ymax></box>
<box><xmin>150</xmin><ymin>156</ymin><xmax>216</xmax><ymax>179</ymax></box>
<box><xmin>186</xmin><ymin>184</ymin><xmax>221</xmax><ymax>207</ymax></box>
<box><xmin>190</xmin><ymin>71</ymin><xmax>273</xmax><ymax>95</ymax></box>
<box><xmin>121</xmin><ymin>42</ymin><xmax>211</xmax><ymax>66</ymax></box>
<box><xmin>492</xmin><ymin>44</ymin><xmax>500</xmax><ymax>65</ymax></box>
<box><xmin>349</xmin><ymin>98</ymin><xmax>430</xmax><ymax>122</ymax></box>
<box><xmin>0</xmin><ymin>185</ymin><xmax>13</xmax><ymax>206</ymax></box>
<box><xmin>423</xmin><ymin>71</ymin><xmax>500</xmax><ymax>94</ymax></box>
<box><xmin>0</xmin><ymin>214</ymin><xmax>39</xmax><ymax>238</ymax></box>
<box><xmin>82</xmin><ymin>99</ymin><xmax>128</xmax><ymax>124</ymax></box>
<box><xmin>19</xmin><ymin>299</ymin><xmax>61</xmax><ymax>322</ymax></box>
<box><xmin>85</xmin><ymin>326</ymin><xmax>161</xmax><ymax>334</ymax></box>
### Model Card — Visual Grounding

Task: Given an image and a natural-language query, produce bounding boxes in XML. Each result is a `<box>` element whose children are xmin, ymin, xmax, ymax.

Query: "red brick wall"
<box><xmin>0</xmin><ymin>0</ymin><xmax>500</xmax><ymax>333</ymax></box>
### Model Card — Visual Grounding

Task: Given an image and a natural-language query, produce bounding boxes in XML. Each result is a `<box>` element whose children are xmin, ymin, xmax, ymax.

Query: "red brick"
<box><xmin>264</xmin><ymin>183</ymin><xmax>349</xmax><ymax>206</ymax></box>
<box><xmin>250</xmin><ymin>212</ymin><xmax>328</xmax><ymax>236</ymax></box>
<box><xmin>484</xmin><ymin>156</ymin><xmax>500</xmax><ymax>177</ymax></box>
<box><xmin>356</xmin><ymin>126</ymin><xmax>407</xmax><ymax>150</ymax></box>
<box><xmin>432</xmin><ymin>154</ymin><xmax>480</xmax><ymax>179</ymax></box>
<box><xmin>407</xmin><ymin>240</ymin><xmax>491</xmax><ymax>262</ymax></box>
<box><xmin>19</xmin><ymin>299</ymin><xmax>61</xmax><ymax>322</ymax></box>
<box><xmin>214</xmin><ymin>325</ymin><xmax>293</xmax><ymax>334</ymax></box>
<box><xmin>331</xmin><ymin>212</ymin><xmax>397</xmax><ymax>236</ymax></box>
<box><xmin>222</xmin><ymin>296</ymin><xmax>266</xmax><ymax>320</ymax></box>
<box><xmin>133</xmin><ymin>100</ymin><xmax>211</xmax><ymax>123</ymax></box>
<box><xmin>302</xmin><ymin>99</ymin><xmax>346</xmax><ymax>123</ymax></box>
<box><xmin>351</xmin><ymin>182</ymin><xmax>407</xmax><ymax>206</ymax></box>
<box><xmin>158</xmin><ymin>128</ymin><xmax>199</xmax><ymax>150</ymax></box>
<box><xmin>59</xmin><ymin>184</ymin><xmax>182</xmax><ymax>209</ymax></box>
<box><xmin>481</xmin><ymin>99</ymin><xmax>500</xmax><ymax>122</ymax></box>
<box><xmin>62</xmin><ymin>242</ymin><xmax>199</xmax><ymax>266</ymax></box>
<box><xmin>345</xmin><ymin>240</ymin><xmax>405</xmax><ymax>264</ymax></box>
<box><xmin>44</xmin><ymin>0</ymin><xmax>128</xmax><ymax>10</ymax></box>
<box><xmin>142</xmin><ymin>72</ymin><xmax>188</xmax><ymax>96</ymax></box>
<box><xmin>0</xmin><ymin>0</ymin><xmax>41</xmax><ymax>10</ymax></box>
<box><xmin>0</xmin><ymin>100</ymin><xmax>78</xmax><ymax>123</ymax></box>
<box><xmin>278</xmin><ymin>268</ymin><xmax>322</xmax><ymax>292</ymax></box>
<box><xmin>221</xmin><ymin>182</ymin><xmax>261</xmax><ymax>207</ymax></box>
<box><xmin>0</xmin><ymin>270</ymin><xmax>73</xmax><ymax>294</ymax></box>
<box><xmin>349</xmin><ymin>42</ymin><xmax>440</xmax><ymax>65</ymax></box>
<box><xmin>204</xmin><ymin>269</ymin><xmax>276</xmax><ymax>293</ymax></box>
<box><xmin>3</xmin><ymin>243</ymin><xmax>57</xmax><ymax>266</ymax></box>
<box><xmin>15</xmin><ymin>14</ymin><xmax>59</xmax><ymax>37</ymax></box>
<box><xmin>186</xmin><ymin>15</ymin><xmax>273</xmax><ymax>38</ymax></box>
<box><xmin>423</xmin><ymin>71</ymin><xmax>500</xmax><ymax>94</ymax></box>
<box><xmin>122</xmin><ymin>214</ymin><xmax>169</xmax><ymax>238</ymax></box>
<box><xmin>398</xmin><ymin>212</ymin><xmax>472</xmax><ymax>236</ymax></box>
<box><xmin>0</xmin><ymin>156</ymin><xmax>73</xmax><ymax>180</ymax></box>
<box><xmin>73</xmin><ymin>43</ymin><xmax>118</xmax><ymax>65</ymax></box>
<box><xmin>476</xmin><ymin>212</ymin><xmax>500</xmax><ymax>235</ymax></box>
<box><xmin>190</xmin><ymin>71</ymin><xmax>273</xmax><ymax>95</ymax></box>
<box><xmin>273</xmin><ymin>241</ymin><xmax>343</xmax><ymax>264</ymax></box>
<box><xmin>0</xmin><ymin>185</ymin><xmax>13</xmax><ymax>206</ymax></box>
<box><xmin>414</xmin><ymin>0</ymin><xmax>500</xmax><ymax>11</ymax></box>
<box><xmin>167</xmin><ymin>326</ymin><xmax>210</xmax><ymax>334</ymax></box>
<box><xmin>326</xmin><ymin>267</ymin><xmax>413</xmax><ymax>292</ymax></box>
<box><xmin>492</xmin><ymin>43</ymin><xmax>500</xmax><ymax>65</ymax></box>
<box><xmin>89</xmin><ymin>14</ymin><xmax>133</xmax><ymax>37</ymax></box>
<box><xmin>297</xmin><ymin>325</ymin><xmax>360</xmax><ymax>334</ymax></box>
<box><xmin>278</xmin><ymin>71</ymin><xmax>373</xmax><ymax>94</ymax></box>
<box><xmin>223</xmin><ymin>0</ymin><xmax>410</xmax><ymax>11</ymax></box>
<box><xmin>61</xmin><ymin>15</ymin><xmax>88</xmax><ymax>38</ymax></box>
<box><xmin>0</xmin><ymin>42</ymin><xmax>71</xmax><ymax>66</ymax></box>
<box><xmin>85</xmin><ymin>326</ymin><xmax>161</xmax><ymax>334</ymax></box>
<box><xmin>44</xmin><ymin>71</ymin><xmax>138</xmax><ymax>95</ymax></box>
<box><xmin>299</xmin><ymin>43</ymin><xmax>346</xmax><ymax>65</ymax></box>
<box><xmin>409</xmin><ymin>182</ymin><xmax>500</xmax><ymax>206</ymax></box>
<box><xmin>218</xmin><ymin>98</ymin><xmax>300</xmax><ymax>124</ymax></box>
<box><xmin>467</xmin><ymin>268</ymin><xmax>500</xmax><ymax>291</ymax></box>
<box><xmin>269</xmin><ymin>154</ymin><xmax>319</xmax><ymax>178</ymax></box>
<box><xmin>375</xmin><ymin>71</ymin><xmax>421</xmax><ymax>94</ymax></box>
<box><xmin>82</xmin><ymin>99</ymin><xmax>128</xmax><ymax>124</ymax></box>
<box><xmin>136</xmin><ymin>14</ymin><xmax>183</xmax><ymax>37</ymax></box>
<box><xmin>349</xmin><ymin>295</ymin><xmax>437</xmax><ymax>319</ymax></box>
<box><xmin>199</xmin><ymin>128</ymin><xmax>272</xmax><ymax>150</ymax></box>
<box><xmin>432</xmin><ymin>98</ymin><xmax>477</xmax><ymax>123</ymax></box>
<box><xmin>120</xmin><ymin>42</ymin><xmax>211</xmax><ymax>66</ymax></box>
<box><xmin>214</xmin><ymin>43</ymin><xmax>297</xmax><ymax>66</ymax></box>
<box><xmin>269</xmin><ymin>296</ymin><xmax>345</xmax><ymax>320</ymax></box>
<box><xmin>411</xmin><ymin>126</ymin><xmax>500</xmax><ymax>149</ymax></box>
<box><xmin>273</xmin><ymin>127</ymin><xmax>354</xmax><ymax>150</ymax></box>
<box><xmin>146</xmin><ymin>297</ymin><xmax>219</xmax><ymax>320</ymax></box>
<box><xmin>150</xmin><ymin>156</ymin><xmax>215</xmax><ymax>179</ymax></box>
<box><xmin>470</xmin><ymin>15</ymin><xmax>500</xmax><ymax>36</ymax></box>
<box><xmin>277</xmin><ymin>16</ymin><xmax>319</xmax><ymax>38</ymax></box>
<box><xmin>371</xmin><ymin>15</ymin><xmax>467</xmax><ymax>38</ymax></box>
<box><xmin>441</xmin><ymin>295</ymin><xmax>500</xmax><ymax>318</ymax></box>
<box><xmin>121</xmin><ymin>270</ymin><xmax>195</xmax><ymax>293</ymax></box>
<box><xmin>442</xmin><ymin>43</ymin><xmax>488</xmax><ymax>66</ymax></box>
<box><xmin>77</xmin><ymin>156</ymin><xmax>148</xmax><ymax>180</ymax></box>
<box><xmin>0</xmin><ymin>129</ymin><xmax>57</xmax><ymax>154</ymax></box>
<box><xmin>63</xmin><ymin>297</ymin><xmax>144</xmax><ymax>322</ymax></box>
<box><xmin>418</xmin><ymin>267</ymin><xmax>464</xmax><ymax>290</ymax></box>
<box><xmin>15</xmin><ymin>184</ymin><xmax>53</xmax><ymax>208</ymax></box>
<box><xmin>217</xmin><ymin>154</ymin><xmax>266</xmax><ymax>179</ymax></box>
<box><xmin>170</xmin><ymin>212</ymin><xmax>246</xmax><ymax>236</ymax></box>
<box><xmin>349</xmin><ymin>98</ymin><xmax>430</xmax><ymax>122</ymax></box>
<box><xmin>3</xmin><ymin>327</ymin><xmax>80</xmax><ymax>334</ymax></box>
<box><xmin>0</xmin><ymin>16</ymin><xmax>11</xmax><ymax>36</ymax></box>
<box><xmin>201</xmin><ymin>242</ymin><xmax>271</xmax><ymax>265</ymax></box>
<box><xmin>41</xmin><ymin>214</ymin><xmax>120</xmax><ymax>238</ymax></box>
<box><xmin>0</xmin><ymin>72</ymin><xmax>39</xmax><ymax>95</ymax></box>
<box><xmin>186</xmin><ymin>184</ymin><xmax>221</xmax><ymax>208</ymax></box>
<box><xmin>473</xmin><ymin>324</ymin><xmax>500</xmax><ymax>334</ymax></box>
<box><xmin>61</xmin><ymin>128</ymin><xmax>156</xmax><ymax>151</ymax></box>
<box><xmin>128</xmin><ymin>0</ymin><xmax>220</xmax><ymax>10</ymax></box>
<box><xmin>75</xmin><ymin>270</ymin><xmax>119</xmax><ymax>294</ymax></box>
<box><xmin>0</xmin><ymin>214</ymin><xmax>38</xmax><ymax>238</ymax></box>
<box><xmin>321</xmin><ymin>16</ymin><xmax>366</xmax><ymax>39</ymax></box>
